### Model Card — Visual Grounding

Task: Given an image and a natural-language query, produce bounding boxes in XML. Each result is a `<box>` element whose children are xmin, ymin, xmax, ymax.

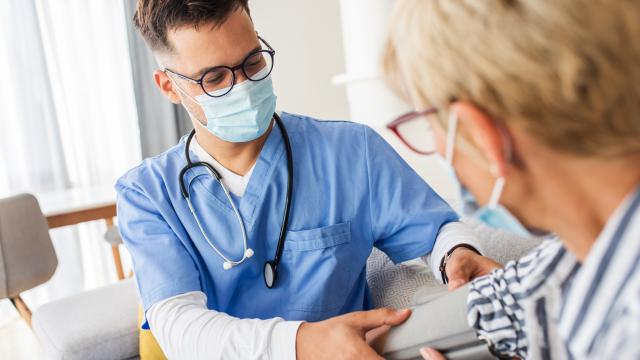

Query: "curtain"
<box><xmin>0</xmin><ymin>0</ymin><xmax>142</xmax><ymax>320</ymax></box>
<box><xmin>0</xmin><ymin>0</ymin><xmax>69</xmax><ymax>194</ymax></box>
<box><xmin>123</xmin><ymin>0</ymin><xmax>192</xmax><ymax>158</ymax></box>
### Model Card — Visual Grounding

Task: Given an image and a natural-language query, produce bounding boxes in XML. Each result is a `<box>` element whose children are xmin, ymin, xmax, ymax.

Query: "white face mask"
<box><xmin>444</xmin><ymin>111</ymin><xmax>531</xmax><ymax>237</ymax></box>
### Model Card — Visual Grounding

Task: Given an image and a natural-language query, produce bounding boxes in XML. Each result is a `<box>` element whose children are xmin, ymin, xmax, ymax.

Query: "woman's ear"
<box><xmin>450</xmin><ymin>101</ymin><xmax>508</xmax><ymax>177</ymax></box>
<box><xmin>154</xmin><ymin>70</ymin><xmax>182</xmax><ymax>104</ymax></box>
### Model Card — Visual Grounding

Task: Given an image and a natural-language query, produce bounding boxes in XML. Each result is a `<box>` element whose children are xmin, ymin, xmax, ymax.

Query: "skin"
<box><xmin>419</xmin><ymin>101</ymin><xmax>640</xmax><ymax>359</ymax></box>
<box><xmin>152</xmin><ymin>8</ymin><xmax>500</xmax><ymax>358</ymax></box>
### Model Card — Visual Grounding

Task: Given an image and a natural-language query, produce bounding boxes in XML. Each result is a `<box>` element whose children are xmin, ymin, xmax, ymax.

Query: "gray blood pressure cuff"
<box><xmin>382</xmin><ymin>285</ymin><xmax>495</xmax><ymax>360</ymax></box>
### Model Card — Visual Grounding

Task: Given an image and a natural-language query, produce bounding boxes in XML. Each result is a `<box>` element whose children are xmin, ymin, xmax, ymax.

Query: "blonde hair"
<box><xmin>383</xmin><ymin>0</ymin><xmax>640</xmax><ymax>157</ymax></box>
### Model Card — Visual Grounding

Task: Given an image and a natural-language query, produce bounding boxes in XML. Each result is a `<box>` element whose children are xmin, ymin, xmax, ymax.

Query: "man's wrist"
<box><xmin>295</xmin><ymin>322</ymin><xmax>308</xmax><ymax>359</ymax></box>
<box><xmin>439</xmin><ymin>243</ymin><xmax>482</xmax><ymax>284</ymax></box>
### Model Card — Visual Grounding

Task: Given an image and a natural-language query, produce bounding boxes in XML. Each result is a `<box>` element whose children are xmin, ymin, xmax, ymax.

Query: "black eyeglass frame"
<box><xmin>164</xmin><ymin>35</ymin><xmax>275</xmax><ymax>98</ymax></box>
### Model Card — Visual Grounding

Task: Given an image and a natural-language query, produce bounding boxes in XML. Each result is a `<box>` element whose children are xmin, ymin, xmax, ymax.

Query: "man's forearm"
<box><xmin>147</xmin><ymin>291</ymin><xmax>303</xmax><ymax>360</ymax></box>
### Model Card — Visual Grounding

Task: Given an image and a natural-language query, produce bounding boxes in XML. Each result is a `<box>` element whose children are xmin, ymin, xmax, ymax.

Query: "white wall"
<box><xmin>334</xmin><ymin>0</ymin><xmax>457</xmax><ymax>202</ymax></box>
<box><xmin>250</xmin><ymin>0</ymin><xmax>457</xmax><ymax>203</ymax></box>
<box><xmin>250</xmin><ymin>0</ymin><xmax>350</xmax><ymax>121</ymax></box>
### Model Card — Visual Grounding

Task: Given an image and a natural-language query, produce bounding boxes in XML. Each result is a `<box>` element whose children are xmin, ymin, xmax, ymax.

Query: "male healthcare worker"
<box><xmin>116</xmin><ymin>1</ymin><xmax>500</xmax><ymax>359</ymax></box>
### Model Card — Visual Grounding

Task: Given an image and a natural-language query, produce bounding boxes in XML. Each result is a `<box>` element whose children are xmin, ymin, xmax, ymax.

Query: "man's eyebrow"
<box><xmin>191</xmin><ymin>45</ymin><xmax>262</xmax><ymax>79</ymax></box>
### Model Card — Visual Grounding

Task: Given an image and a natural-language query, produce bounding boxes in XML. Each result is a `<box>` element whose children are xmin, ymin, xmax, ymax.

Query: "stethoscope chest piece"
<box><xmin>264</xmin><ymin>261</ymin><xmax>277</xmax><ymax>288</ymax></box>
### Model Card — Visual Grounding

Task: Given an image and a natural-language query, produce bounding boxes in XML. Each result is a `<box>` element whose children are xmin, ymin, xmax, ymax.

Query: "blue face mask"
<box><xmin>443</xmin><ymin>111</ymin><xmax>531</xmax><ymax>237</ymax></box>
<box><xmin>473</xmin><ymin>177</ymin><xmax>531</xmax><ymax>237</ymax></box>
<box><xmin>176</xmin><ymin>66</ymin><xmax>277</xmax><ymax>143</ymax></box>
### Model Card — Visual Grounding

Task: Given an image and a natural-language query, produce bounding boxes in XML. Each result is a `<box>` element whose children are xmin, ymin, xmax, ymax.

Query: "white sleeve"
<box><xmin>427</xmin><ymin>221</ymin><xmax>485</xmax><ymax>283</ymax></box>
<box><xmin>146</xmin><ymin>291</ymin><xmax>303</xmax><ymax>360</ymax></box>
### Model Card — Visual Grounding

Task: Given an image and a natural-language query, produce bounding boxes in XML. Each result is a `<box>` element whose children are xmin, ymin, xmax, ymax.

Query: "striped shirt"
<box><xmin>467</xmin><ymin>188</ymin><xmax>640</xmax><ymax>359</ymax></box>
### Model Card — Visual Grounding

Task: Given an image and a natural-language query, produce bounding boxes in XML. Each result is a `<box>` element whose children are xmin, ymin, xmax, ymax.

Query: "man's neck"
<box><xmin>194</xmin><ymin>122</ymin><xmax>273</xmax><ymax>176</ymax></box>
<box><xmin>530</xmin><ymin>152</ymin><xmax>640</xmax><ymax>262</ymax></box>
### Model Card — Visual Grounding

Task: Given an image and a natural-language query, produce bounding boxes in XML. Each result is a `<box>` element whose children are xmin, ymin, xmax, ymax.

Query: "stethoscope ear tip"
<box><xmin>221</xmin><ymin>249</ymin><xmax>254</xmax><ymax>271</ymax></box>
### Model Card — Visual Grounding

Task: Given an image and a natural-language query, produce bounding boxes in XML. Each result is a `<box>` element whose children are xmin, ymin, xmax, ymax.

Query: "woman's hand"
<box><xmin>420</xmin><ymin>347</ymin><xmax>446</xmax><ymax>360</ymax></box>
<box><xmin>445</xmin><ymin>247</ymin><xmax>502</xmax><ymax>290</ymax></box>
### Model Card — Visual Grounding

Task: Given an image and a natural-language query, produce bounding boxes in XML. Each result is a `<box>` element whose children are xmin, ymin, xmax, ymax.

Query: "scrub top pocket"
<box><xmin>284</xmin><ymin>222</ymin><xmax>353</xmax><ymax>316</ymax></box>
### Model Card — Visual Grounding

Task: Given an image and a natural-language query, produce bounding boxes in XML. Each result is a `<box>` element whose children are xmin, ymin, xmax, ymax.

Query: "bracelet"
<box><xmin>439</xmin><ymin>243</ymin><xmax>481</xmax><ymax>284</ymax></box>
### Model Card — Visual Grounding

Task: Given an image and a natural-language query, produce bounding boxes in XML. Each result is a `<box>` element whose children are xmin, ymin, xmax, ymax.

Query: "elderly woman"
<box><xmin>382</xmin><ymin>0</ymin><xmax>640</xmax><ymax>359</ymax></box>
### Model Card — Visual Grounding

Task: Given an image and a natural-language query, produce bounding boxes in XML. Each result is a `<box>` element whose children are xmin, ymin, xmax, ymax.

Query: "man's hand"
<box><xmin>445</xmin><ymin>247</ymin><xmax>501</xmax><ymax>290</ymax></box>
<box><xmin>296</xmin><ymin>308</ymin><xmax>412</xmax><ymax>360</ymax></box>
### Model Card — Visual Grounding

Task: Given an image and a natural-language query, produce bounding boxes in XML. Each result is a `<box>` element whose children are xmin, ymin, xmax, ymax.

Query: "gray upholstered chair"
<box><xmin>0</xmin><ymin>193</ymin><xmax>57</xmax><ymax>324</ymax></box>
<box><xmin>0</xmin><ymin>194</ymin><xmax>139</xmax><ymax>360</ymax></box>
<box><xmin>0</xmin><ymin>193</ymin><xmax>542</xmax><ymax>359</ymax></box>
<box><xmin>366</xmin><ymin>217</ymin><xmax>543</xmax><ymax>309</ymax></box>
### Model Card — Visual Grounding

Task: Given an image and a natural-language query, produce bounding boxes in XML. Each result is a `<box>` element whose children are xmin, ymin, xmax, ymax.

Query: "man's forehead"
<box><xmin>164</xmin><ymin>16</ymin><xmax>258</xmax><ymax>76</ymax></box>
<box><xmin>167</xmin><ymin>9</ymin><xmax>259</xmax><ymax>70</ymax></box>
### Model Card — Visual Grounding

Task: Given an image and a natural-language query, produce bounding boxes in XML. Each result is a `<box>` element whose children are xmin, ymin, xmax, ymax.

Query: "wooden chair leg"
<box><xmin>111</xmin><ymin>244</ymin><xmax>125</xmax><ymax>280</ymax></box>
<box><xmin>105</xmin><ymin>217</ymin><xmax>125</xmax><ymax>281</ymax></box>
<box><xmin>10</xmin><ymin>295</ymin><xmax>32</xmax><ymax>327</ymax></box>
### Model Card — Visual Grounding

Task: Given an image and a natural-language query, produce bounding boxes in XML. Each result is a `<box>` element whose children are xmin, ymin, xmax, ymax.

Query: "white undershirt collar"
<box><xmin>191</xmin><ymin>138</ymin><xmax>256</xmax><ymax>197</ymax></box>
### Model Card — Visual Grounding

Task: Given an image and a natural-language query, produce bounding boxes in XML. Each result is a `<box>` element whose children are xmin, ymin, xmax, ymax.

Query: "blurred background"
<box><xmin>0</xmin><ymin>0</ymin><xmax>455</xmax><ymax>357</ymax></box>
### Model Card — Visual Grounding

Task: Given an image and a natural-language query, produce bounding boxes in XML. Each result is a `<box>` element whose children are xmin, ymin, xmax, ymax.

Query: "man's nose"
<box><xmin>233</xmin><ymin>68</ymin><xmax>249</xmax><ymax>84</ymax></box>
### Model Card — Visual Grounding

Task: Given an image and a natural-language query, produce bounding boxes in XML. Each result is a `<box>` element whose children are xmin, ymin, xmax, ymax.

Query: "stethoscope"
<box><xmin>179</xmin><ymin>113</ymin><xmax>293</xmax><ymax>288</ymax></box>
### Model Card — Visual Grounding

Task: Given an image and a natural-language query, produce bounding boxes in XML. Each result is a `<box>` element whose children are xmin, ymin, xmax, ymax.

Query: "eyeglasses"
<box><xmin>386</xmin><ymin>107</ymin><xmax>439</xmax><ymax>155</ymax></box>
<box><xmin>164</xmin><ymin>35</ymin><xmax>275</xmax><ymax>98</ymax></box>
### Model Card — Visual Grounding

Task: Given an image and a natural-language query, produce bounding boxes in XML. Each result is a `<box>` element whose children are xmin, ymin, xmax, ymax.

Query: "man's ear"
<box><xmin>451</xmin><ymin>101</ymin><xmax>508</xmax><ymax>177</ymax></box>
<box><xmin>154</xmin><ymin>70</ymin><xmax>182</xmax><ymax>104</ymax></box>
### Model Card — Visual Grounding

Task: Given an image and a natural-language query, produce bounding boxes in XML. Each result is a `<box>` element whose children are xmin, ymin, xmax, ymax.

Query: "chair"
<box><xmin>0</xmin><ymin>194</ymin><xmax>543</xmax><ymax>359</ymax></box>
<box><xmin>0</xmin><ymin>194</ymin><xmax>57</xmax><ymax>324</ymax></box>
<box><xmin>0</xmin><ymin>194</ymin><xmax>140</xmax><ymax>360</ymax></box>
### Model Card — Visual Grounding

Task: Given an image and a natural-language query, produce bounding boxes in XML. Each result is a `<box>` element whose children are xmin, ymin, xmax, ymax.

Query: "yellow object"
<box><xmin>138</xmin><ymin>304</ymin><xmax>167</xmax><ymax>360</ymax></box>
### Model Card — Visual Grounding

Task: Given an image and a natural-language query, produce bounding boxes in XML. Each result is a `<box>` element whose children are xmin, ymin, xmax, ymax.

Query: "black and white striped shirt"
<box><xmin>467</xmin><ymin>188</ymin><xmax>640</xmax><ymax>359</ymax></box>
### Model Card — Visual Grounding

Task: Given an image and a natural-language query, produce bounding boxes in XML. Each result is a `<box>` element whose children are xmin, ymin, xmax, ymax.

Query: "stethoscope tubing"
<box><xmin>179</xmin><ymin>113</ymin><xmax>292</xmax><ymax>287</ymax></box>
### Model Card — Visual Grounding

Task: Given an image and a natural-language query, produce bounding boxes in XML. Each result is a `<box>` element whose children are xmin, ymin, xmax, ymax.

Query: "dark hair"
<box><xmin>133</xmin><ymin>0</ymin><xmax>250</xmax><ymax>53</ymax></box>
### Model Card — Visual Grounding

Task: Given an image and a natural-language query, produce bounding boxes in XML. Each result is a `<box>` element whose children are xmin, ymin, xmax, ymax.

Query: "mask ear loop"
<box><xmin>168</xmin><ymin>75</ymin><xmax>208</xmax><ymax>128</ymax></box>
<box><xmin>488</xmin><ymin>176</ymin><xmax>506</xmax><ymax>208</ymax></box>
<box><xmin>448</xmin><ymin>108</ymin><xmax>511</xmax><ymax>209</ymax></box>
<box><xmin>167</xmin><ymin>74</ymin><xmax>200</xmax><ymax>104</ymax></box>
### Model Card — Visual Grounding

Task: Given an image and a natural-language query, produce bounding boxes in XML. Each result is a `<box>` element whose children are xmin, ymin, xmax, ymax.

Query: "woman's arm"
<box><xmin>466</xmin><ymin>238</ymin><xmax>567</xmax><ymax>359</ymax></box>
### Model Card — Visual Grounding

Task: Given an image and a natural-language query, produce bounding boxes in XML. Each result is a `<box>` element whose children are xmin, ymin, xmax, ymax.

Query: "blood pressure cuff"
<box><xmin>382</xmin><ymin>285</ymin><xmax>495</xmax><ymax>360</ymax></box>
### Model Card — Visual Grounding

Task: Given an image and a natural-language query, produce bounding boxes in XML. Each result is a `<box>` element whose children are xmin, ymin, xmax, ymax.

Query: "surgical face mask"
<box><xmin>443</xmin><ymin>111</ymin><xmax>531</xmax><ymax>237</ymax></box>
<box><xmin>474</xmin><ymin>177</ymin><xmax>530</xmax><ymax>237</ymax></box>
<box><xmin>175</xmin><ymin>66</ymin><xmax>277</xmax><ymax>143</ymax></box>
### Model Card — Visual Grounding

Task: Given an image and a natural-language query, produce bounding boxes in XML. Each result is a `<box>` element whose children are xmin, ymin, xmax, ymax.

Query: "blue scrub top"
<box><xmin>116</xmin><ymin>112</ymin><xmax>458</xmax><ymax>329</ymax></box>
